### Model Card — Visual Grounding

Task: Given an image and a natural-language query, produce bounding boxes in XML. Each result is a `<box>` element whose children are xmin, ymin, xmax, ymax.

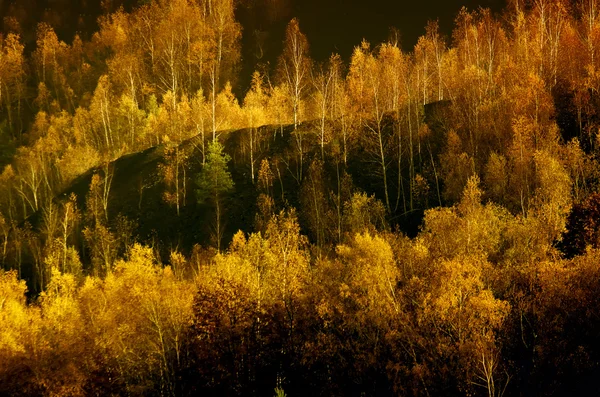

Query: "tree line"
<box><xmin>3</xmin><ymin>179</ymin><xmax>600</xmax><ymax>395</ymax></box>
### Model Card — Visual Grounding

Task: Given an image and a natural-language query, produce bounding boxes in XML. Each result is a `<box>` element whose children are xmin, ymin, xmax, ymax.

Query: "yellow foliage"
<box><xmin>423</xmin><ymin>175</ymin><xmax>509</xmax><ymax>260</ymax></box>
<box><xmin>337</xmin><ymin>232</ymin><xmax>400</xmax><ymax>322</ymax></box>
<box><xmin>0</xmin><ymin>271</ymin><xmax>28</xmax><ymax>355</ymax></box>
<box><xmin>533</xmin><ymin>149</ymin><xmax>573</xmax><ymax>243</ymax></box>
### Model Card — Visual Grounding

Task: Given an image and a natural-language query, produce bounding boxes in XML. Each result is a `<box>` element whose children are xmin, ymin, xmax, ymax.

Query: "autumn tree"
<box><xmin>89</xmin><ymin>76</ymin><xmax>119</xmax><ymax>154</ymax></box>
<box><xmin>160</xmin><ymin>145</ymin><xmax>189</xmax><ymax>216</ymax></box>
<box><xmin>343</xmin><ymin>192</ymin><xmax>387</xmax><ymax>236</ymax></box>
<box><xmin>206</xmin><ymin>0</ymin><xmax>242</xmax><ymax>93</ymax></box>
<box><xmin>212</xmin><ymin>82</ymin><xmax>243</xmax><ymax>138</ymax></box>
<box><xmin>267</xmin><ymin>83</ymin><xmax>292</xmax><ymax>136</ymax></box>
<box><xmin>191</xmin><ymin>209</ymin><xmax>310</xmax><ymax>394</ymax></box>
<box><xmin>33</xmin><ymin>23</ymin><xmax>65</xmax><ymax>107</ymax></box>
<box><xmin>262</xmin><ymin>209</ymin><xmax>310</xmax><ymax>362</ymax></box>
<box><xmin>440</xmin><ymin>130</ymin><xmax>475</xmax><ymax>204</ymax></box>
<box><xmin>255</xmin><ymin>158</ymin><xmax>276</xmax><ymax>233</ymax></box>
<box><xmin>311</xmin><ymin>56</ymin><xmax>337</xmax><ymax>160</ymax></box>
<box><xmin>41</xmin><ymin>194</ymin><xmax>82</xmax><ymax>281</ymax></box>
<box><xmin>191</xmin><ymin>89</ymin><xmax>210</xmax><ymax>164</ymax></box>
<box><xmin>326</xmin><ymin>54</ymin><xmax>353</xmax><ymax>164</ymax></box>
<box><xmin>203</xmin><ymin>0</ymin><xmax>242</xmax><ymax>138</ymax></box>
<box><xmin>84</xmin><ymin>163</ymin><xmax>114</xmax><ymax>225</ymax></box>
<box><xmin>422</xmin><ymin>175</ymin><xmax>507</xmax><ymax>260</ymax></box>
<box><xmin>378</xmin><ymin>41</ymin><xmax>412</xmax><ymax>212</ymax></box>
<box><xmin>152</xmin><ymin>92</ymin><xmax>194</xmax><ymax>217</ymax></box>
<box><xmin>300</xmin><ymin>159</ymin><xmax>328</xmax><ymax>249</ymax></box>
<box><xmin>83</xmin><ymin>166</ymin><xmax>116</xmax><ymax>276</ymax></box>
<box><xmin>416</xmin><ymin>256</ymin><xmax>510</xmax><ymax>395</ymax></box>
<box><xmin>243</xmin><ymin>71</ymin><xmax>269</xmax><ymax>183</ymax></box>
<box><xmin>78</xmin><ymin>244</ymin><xmax>195</xmax><ymax>393</ymax></box>
<box><xmin>348</xmin><ymin>41</ymin><xmax>393</xmax><ymax>212</ymax></box>
<box><xmin>0</xmin><ymin>33</ymin><xmax>26</xmax><ymax>137</ymax></box>
<box><xmin>532</xmin><ymin>149</ymin><xmax>572</xmax><ymax>244</ymax></box>
<box><xmin>277</xmin><ymin>18</ymin><xmax>312</xmax><ymax>180</ymax></box>
<box><xmin>97</xmin><ymin>9</ymin><xmax>144</xmax><ymax>101</ymax></box>
<box><xmin>0</xmin><ymin>270</ymin><xmax>44</xmax><ymax>395</ymax></box>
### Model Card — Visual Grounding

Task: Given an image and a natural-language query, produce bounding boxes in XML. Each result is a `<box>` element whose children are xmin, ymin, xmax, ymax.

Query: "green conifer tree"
<box><xmin>196</xmin><ymin>140</ymin><xmax>234</xmax><ymax>250</ymax></box>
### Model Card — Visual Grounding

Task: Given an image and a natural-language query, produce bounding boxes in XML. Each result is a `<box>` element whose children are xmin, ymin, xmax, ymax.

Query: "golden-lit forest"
<box><xmin>2</xmin><ymin>0</ymin><xmax>600</xmax><ymax>395</ymax></box>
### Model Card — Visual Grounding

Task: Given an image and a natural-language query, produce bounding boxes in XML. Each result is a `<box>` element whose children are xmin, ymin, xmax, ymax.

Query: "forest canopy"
<box><xmin>1</xmin><ymin>0</ymin><xmax>600</xmax><ymax>395</ymax></box>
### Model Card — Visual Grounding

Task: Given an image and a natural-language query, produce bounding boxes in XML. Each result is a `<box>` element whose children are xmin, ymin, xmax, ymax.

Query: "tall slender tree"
<box><xmin>196</xmin><ymin>139</ymin><xmax>234</xmax><ymax>251</ymax></box>
<box><xmin>277</xmin><ymin>18</ymin><xmax>312</xmax><ymax>181</ymax></box>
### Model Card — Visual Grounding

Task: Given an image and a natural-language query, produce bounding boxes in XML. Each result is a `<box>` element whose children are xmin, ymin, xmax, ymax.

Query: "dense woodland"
<box><xmin>2</xmin><ymin>0</ymin><xmax>600</xmax><ymax>395</ymax></box>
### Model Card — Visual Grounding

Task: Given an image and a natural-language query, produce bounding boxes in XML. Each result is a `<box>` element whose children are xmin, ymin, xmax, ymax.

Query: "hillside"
<box><xmin>47</xmin><ymin>112</ymin><xmax>432</xmax><ymax>264</ymax></box>
<box><xmin>4</xmin><ymin>0</ymin><xmax>600</xmax><ymax>395</ymax></box>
